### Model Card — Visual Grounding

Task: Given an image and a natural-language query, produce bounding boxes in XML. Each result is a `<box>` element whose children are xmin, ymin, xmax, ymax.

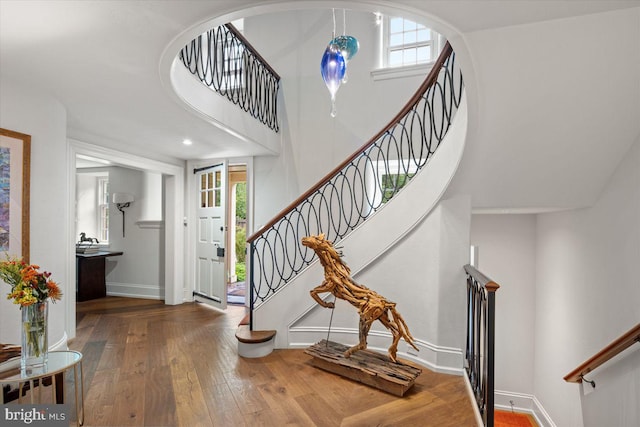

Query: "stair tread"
<box><xmin>235</xmin><ymin>325</ymin><xmax>276</xmax><ymax>344</ymax></box>
<box><xmin>239</xmin><ymin>314</ymin><xmax>250</xmax><ymax>326</ymax></box>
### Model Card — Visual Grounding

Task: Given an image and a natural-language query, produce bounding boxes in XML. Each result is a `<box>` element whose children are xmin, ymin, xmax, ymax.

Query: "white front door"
<box><xmin>194</xmin><ymin>163</ymin><xmax>227</xmax><ymax>310</ymax></box>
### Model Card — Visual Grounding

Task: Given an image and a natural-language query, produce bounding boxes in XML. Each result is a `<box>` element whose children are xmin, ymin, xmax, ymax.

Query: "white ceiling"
<box><xmin>1</xmin><ymin>0</ymin><xmax>639</xmax><ymax>209</ymax></box>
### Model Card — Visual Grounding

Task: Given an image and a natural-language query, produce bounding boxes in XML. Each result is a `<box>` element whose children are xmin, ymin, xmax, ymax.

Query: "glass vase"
<box><xmin>21</xmin><ymin>301</ymin><xmax>48</xmax><ymax>373</ymax></box>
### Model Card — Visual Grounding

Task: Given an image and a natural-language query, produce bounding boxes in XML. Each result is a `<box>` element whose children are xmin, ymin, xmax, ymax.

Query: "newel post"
<box><xmin>485</xmin><ymin>281</ymin><xmax>499</xmax><ymax>427</ymax></box>
<box><xmin>249</xmin><ymin>241</ymin><xmax>255</xmax><ymax>331</ymax></box>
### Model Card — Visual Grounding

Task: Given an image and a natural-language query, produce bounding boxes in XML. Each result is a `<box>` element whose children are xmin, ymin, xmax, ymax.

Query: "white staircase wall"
<box><xmin>169</xmin><ymin>59</ymin><xmax>281</xmax><ymax>157</ymax></box>
<box><xmin>253</xmin><ymin>96</ymin><xmax>470</xmax><ymax>373</ymax></box>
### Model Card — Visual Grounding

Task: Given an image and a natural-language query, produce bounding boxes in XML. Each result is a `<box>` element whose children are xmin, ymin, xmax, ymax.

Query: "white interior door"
<box><xmin>194</xmin><ymin>163</ymin><xmax>227</xmax><ymax>309</ymax></box>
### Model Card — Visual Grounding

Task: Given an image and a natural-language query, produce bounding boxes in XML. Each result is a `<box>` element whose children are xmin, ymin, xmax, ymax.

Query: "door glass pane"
<box><xmin>208</xmin><ymin>190</ymin><xmax>214</xmax><ymax>207</ymax></box>
<box><xmin>215</xmin><ymin>189</ymin><xmax>221</xmax><ymax>207</ymax></box>
<box><xmin>207</xmin><ymin>172</ymin><xmax>213</xmax><ymax>189</ymax></box>
<box><xmin>201</xmin><ymin>173</ymin><xmax>206</xmax><ymax>190</ymax></box>
<box><xmin>215</xmin><ymin>171</ymin><xmax>221</xmax><ymax>188</ymax></box>
<box><xmin>201</xmin><ymin>191</ymin><xmax>206</xmax><ymax>208</ymax></box>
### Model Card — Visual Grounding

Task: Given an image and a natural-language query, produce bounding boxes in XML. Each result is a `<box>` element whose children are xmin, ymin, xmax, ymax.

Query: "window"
<box><xmin>372</xmin><ymin>14</ymin><xmax>445</xmax><ymax>81</ymax></box>
<box><xmin>76</xmin><ymin>171</ymin><xmax>109</xmax><ymax>244</ymax></box>
<box><xmin>375</xmin><ymin>159</ymin><xmax>422</xmax><ymax>205</ymax></box>
<box><xmin>385</xmin><ymin>17</ymin><xmax>438</xmax><ymax>68</ymax></box>
<box><xmin>200</xmin><ymin>171</ymin><xmax>222</xmax><ymax>208</ymax></box>
<box><xmin>380</xmin><ymin>173</ymin><xmax>414</xmax><ymax>203</ymax></box>
<box><xmin>97</xmin><ymin>177</ymin><xmax>109</xmax><ymax>242</ymax></box>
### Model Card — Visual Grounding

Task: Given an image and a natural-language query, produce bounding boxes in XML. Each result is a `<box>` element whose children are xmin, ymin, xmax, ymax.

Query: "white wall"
<box><xmin>140</xmin><ymin>171</ymin><xmax>162</xmax><ymax>221</ymax></box>
<box><xmin>535</xmin><ymin>134</ymin><xmax>640</xmax><ymax>427</ymax></box>
<box><xmin>470</xmin><ymin>214</ymin><xmax>537</xmax><ymax>407</ymax></box>
<box><xmin>0</xmin><ymin>76</ymin><xmax>70</xmax><ymax>349</ymax></box>
<box><xmin>252</xmin><ymin>121</ymin><xmax>299</xmax><ymax>230</ymax></box>
<box><xmin>356</xmin><ymin>195</ymin><xmax>470</xmax><ymax>370</ymax></box>
<box><xmin>451</xmin><ymin>159</ymin><xmax>640</xmax><ymax>423</ymax></box>
<box><xmin>446</xmin><ymin>7</ymin><xmax>640</xmax><ymax>212</ymax></box>
<box><xmin>465</xmin><ymin>134</ymin><xmax>640</xmax><ymax>426</ymax></box>
<box><xmin>105</xmin><ymin>166</ymin><xmax>164</xmax><ymax>299</ymax></box>
<box><xmin>169</xmin><ymin>61</ymin><xmax>281</xmax><ymax>157</ymax></box>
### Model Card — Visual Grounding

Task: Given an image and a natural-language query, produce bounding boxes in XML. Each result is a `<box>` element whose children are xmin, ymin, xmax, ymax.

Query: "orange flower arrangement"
<box><xmin>0</xmin><ymin>257</ymin><xmax>62</xmax><ymax>306</ymax></box>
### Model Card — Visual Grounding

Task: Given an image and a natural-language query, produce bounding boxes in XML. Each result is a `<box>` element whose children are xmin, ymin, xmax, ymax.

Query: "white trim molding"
<box><xmin>136</xmin><ymin>220</ymin><xmax>164</xmax><ymax>229</ymax></box>
<box><xmin>371</xmin><ymin>62</ymin><xmax>434</xmax><ymax>81</ymax></box>
<box><xmin>495</xmin><ymin>390</ymin><xmax>556</xmax><ymax>427</ymax></box>
<box><xmin>107</xmin><ymin>282</ymin><xmax>164</xmax><ymax>300</ymax></box>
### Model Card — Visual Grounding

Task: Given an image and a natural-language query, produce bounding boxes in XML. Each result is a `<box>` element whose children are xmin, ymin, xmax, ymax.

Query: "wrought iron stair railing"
<box><xmin>464</xmin><ymin>264</ymin><xmax>499</xmax><ymax>427</ymax></box>
<box><xmin>179</xmin><ymin>23</ymin><xmax>280</xmax><ymax>132</ymax></box>
<box><xmin>247</xmin><ymin>42</ymin><xmax>464</xmax><ymax>325</ymax></box>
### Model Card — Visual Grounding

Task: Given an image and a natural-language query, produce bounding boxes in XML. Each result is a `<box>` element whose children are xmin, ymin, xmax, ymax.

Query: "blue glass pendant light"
<box><xmin>321</xmin><ymin>9</ymin><xmax>359</xmax><ymax>117</ymax></box>
<box><xmin>320</xmin><ymin>43</ymin><xmax>346</xmax><ymax>117</ymax></box>
<box><xmin>330</xmin><ymin>35</ymin><xmax>359</xmax><ymax>63</ymax></box>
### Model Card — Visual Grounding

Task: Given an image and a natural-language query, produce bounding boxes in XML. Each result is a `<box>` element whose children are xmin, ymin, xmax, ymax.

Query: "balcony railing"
<box><xmin>464</xmin><ymin>264</ymin><xmax>499</xmax><ymax>427</ymax></box>
<box><xmin>179</xmin><ymin>23</ymin><xmax>280</xmax><ymax>132</ymax></box>
<box><xmin>247</xmin><ymin>42</ymin><xmax>463</xmax><ymax>319</ymax></box>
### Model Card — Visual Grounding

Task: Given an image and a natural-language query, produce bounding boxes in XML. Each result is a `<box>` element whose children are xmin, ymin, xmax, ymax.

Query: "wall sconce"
<box><xmin>113</xmin><ymin>193</ymin><xmax>134</xmax><ymax>237</ymax></box>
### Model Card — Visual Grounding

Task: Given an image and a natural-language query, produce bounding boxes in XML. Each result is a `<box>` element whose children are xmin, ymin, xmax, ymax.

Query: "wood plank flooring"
<box><xmin>65</xmin><ymin>297</ymin><xmax>476</xmax><ymax>426</ymax></box>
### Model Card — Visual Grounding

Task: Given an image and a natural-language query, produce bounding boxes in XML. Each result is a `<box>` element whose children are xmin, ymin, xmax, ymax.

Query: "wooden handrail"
<box><xmin>225</xmin><ymin>23</ymin><xmax>280</xmax><ymax>81</ymax></box>
<box><xmin>464</xmin><ymin>264</ymin><xmax>500</xmax><ymax>292</ymax></box>
<box><xmin>564</xmin><ymin>323</ymin><xmax>640</xmax><ymax>383</ymax></box>
<box><xmin>247</xmin><ymin>42</ymin><xmax>454</xmax><ymax>243</ymax></box>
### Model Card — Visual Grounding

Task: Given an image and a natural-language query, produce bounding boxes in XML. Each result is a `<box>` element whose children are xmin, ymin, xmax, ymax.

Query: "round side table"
<box><xmin>0</xmin><ymin>350</ymin><xmax>84</xmax><ymax>425</ymax></box>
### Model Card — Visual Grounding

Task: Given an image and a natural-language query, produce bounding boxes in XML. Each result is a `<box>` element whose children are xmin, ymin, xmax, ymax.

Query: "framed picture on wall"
<box><xmin>0</xmin><ymin>128</ymin><xmax>31</xmax><ymax>262</ymax></box>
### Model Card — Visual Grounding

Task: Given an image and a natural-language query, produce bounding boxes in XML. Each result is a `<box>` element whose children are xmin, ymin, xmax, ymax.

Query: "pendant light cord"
<box><xmin>332</xmin><ymin>8</ymin><xmax>336</xmax><ymax>38</ymax></box>
<box><xmin>343</xmin><ymin>9</ymin><xmax>346</xmax><ymax>35</ymax></box>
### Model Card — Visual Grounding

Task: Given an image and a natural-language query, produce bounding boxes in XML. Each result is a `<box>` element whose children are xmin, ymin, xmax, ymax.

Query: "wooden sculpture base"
<box><xmin>304</xmin><ymin>340</ymin><xmax>422</xmax><ymax>397</ymax></box>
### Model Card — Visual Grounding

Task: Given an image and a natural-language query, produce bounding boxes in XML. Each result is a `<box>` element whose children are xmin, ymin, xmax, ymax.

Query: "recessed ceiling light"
<box><xmin>182</xmin><ymin>139</ymin><xmax>193</xmax><ymax>146</ymax></box>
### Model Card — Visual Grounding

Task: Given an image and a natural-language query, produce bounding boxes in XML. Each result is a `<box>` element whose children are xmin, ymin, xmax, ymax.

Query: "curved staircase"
<box><xmin>179</xmin><ymin>34</ymin><xmax>467</xmax><ymax>362</ymax></box>
<box><xmin>245</xmin><ymin>42</ymin><xmax>465</xmax><ymax>358</ymax></box>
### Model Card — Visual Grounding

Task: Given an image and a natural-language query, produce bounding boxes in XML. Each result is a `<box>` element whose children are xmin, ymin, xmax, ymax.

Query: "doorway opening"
<box><xmin>227</xmin><ymin>164</ymin><xmax>247</xmax><ymax>305</ymax></box>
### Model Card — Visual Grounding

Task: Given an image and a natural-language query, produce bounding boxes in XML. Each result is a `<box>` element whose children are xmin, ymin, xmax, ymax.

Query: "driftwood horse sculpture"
<box><xmin>302</xmin><ymin>234</ymin><xmax>419</xmax><ymax>362</ymax></box>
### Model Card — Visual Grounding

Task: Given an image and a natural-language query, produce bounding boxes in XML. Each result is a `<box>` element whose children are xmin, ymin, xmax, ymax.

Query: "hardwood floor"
<box><xmin>65</xmin><ymin>297</ymin><xmax>476</xmax><ymax>426</ymax></box>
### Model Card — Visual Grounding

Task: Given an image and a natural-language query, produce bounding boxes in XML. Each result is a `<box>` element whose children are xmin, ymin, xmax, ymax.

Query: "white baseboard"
<box><xmin>462</xmin><ymin>374</ymin><xmax>484</xmax><ymax>427</ymax></box>
<box><xmin>495</xmin><ymin>390</ymin><xmax>556</xmax><ymax>427</ymax></box>
<box><xmin>457</xmin><ymin>385</ymin><xmax>556</xmax><ymax>427</ymax></box>
<box><xmin>106</xmin><ymin>282</ymin><xmax>164</xmax><ymax>300</ymax></box>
